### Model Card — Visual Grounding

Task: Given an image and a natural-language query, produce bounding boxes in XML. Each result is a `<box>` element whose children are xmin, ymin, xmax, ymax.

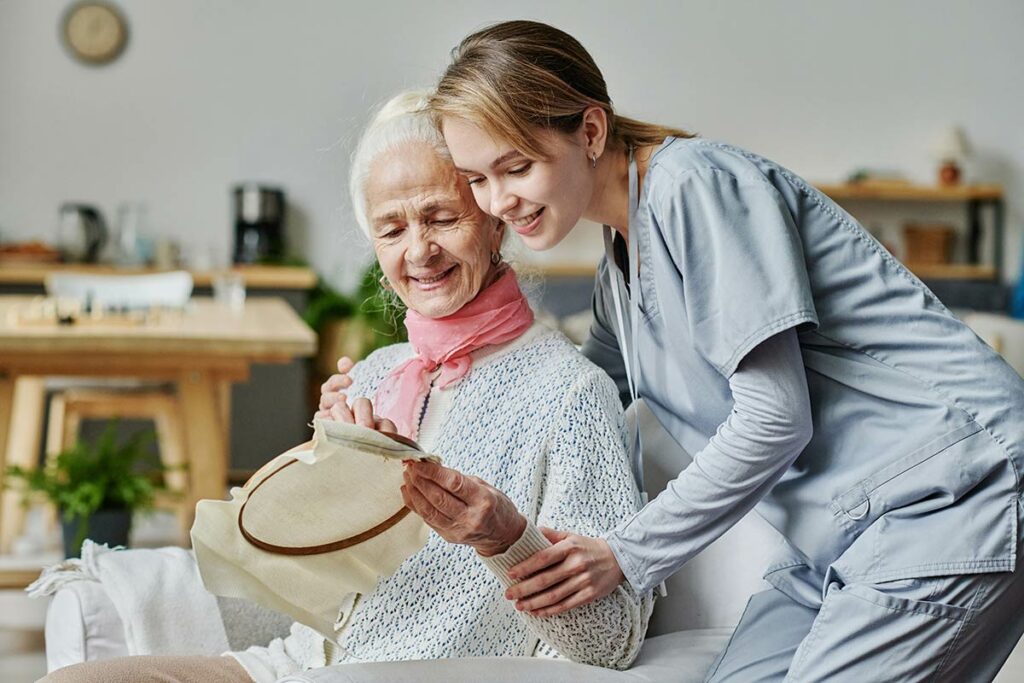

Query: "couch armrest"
<box><xmin>44</xmin><ymin>581</ymin><xmax>129</xmax><ymax>673</ymax></box>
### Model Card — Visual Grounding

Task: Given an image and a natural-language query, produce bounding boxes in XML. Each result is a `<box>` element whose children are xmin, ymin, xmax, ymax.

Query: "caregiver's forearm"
<box><xmin>606</xmin><ymin>328</ymin><xmax>812</xmax><ymax>593</ymax></box>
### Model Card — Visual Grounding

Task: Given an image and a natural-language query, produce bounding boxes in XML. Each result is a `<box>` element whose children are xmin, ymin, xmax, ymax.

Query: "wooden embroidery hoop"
<box><xmin>238</xmin><ymin>431</ymin><xmax>421</xmax><ymax>556</ymax></box>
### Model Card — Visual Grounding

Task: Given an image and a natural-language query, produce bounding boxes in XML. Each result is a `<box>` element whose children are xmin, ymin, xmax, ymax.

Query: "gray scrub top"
<box><xmin>583</xmin><ymin>138</ymin><xmax>1024</xmax><ymax>600</ymax></box>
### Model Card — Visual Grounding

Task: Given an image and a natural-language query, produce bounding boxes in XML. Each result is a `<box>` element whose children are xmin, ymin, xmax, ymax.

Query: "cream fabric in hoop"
<box><xmin>191</xmin><ymin>420</ymin><xmax>440</xmax><ymax>637</ymax></box>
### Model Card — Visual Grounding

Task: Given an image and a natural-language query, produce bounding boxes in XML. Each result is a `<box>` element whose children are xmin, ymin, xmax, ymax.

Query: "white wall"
<box><xmin>2</xmin><ymin>0</ymin><xmax>1022</xmax><ymax>291</ymax></box>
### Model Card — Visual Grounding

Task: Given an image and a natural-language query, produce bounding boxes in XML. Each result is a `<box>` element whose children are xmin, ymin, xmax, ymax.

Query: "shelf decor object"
<box><xmin>932</xmin><ymin>126</ymin><xmax>970</xmax><ymax>187</ymax></box>
<box><xmin>903</xmin><ymin>223</ymin><xmax>956</xmax><ymax>266</ymax></box>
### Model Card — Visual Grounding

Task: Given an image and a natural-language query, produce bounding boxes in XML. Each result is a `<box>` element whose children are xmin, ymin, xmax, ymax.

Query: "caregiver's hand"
<box><xmin>401</xmin><ymin>460</ymin><xmax>527</xmax><ymax>557</ymax></box>
<box><xmin>313</xmin><ymin>356</ymin><xmax>355</xmax><ymax>421</ymax></box>
<box><xmin>504</xmin><ymin>528</ymin><xmax>625</xmax><ymax>617</ymax></box>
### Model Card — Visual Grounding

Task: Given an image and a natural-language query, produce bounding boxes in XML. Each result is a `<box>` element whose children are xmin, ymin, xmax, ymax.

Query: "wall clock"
<box><xmin>62</xmin><ymin>2</ymin><xmax>128</xmax><ymax>65</ymax></box>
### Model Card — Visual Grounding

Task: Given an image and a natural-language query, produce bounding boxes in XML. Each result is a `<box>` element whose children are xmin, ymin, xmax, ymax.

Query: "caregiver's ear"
<box><xmin>580</xmin><ymin>105</ymin><xmax>609</xmax><ymax>158</ymax></box>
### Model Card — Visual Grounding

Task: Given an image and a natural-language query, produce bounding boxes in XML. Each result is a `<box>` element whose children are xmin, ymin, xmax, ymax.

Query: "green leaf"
<box><xmin>3</xmin><ymin>419</ymin><xmax>165</xmax><ymax>524</ymax></box>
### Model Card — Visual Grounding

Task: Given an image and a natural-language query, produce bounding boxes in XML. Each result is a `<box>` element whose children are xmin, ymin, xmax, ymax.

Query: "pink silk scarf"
<box><xmin>374</xmin><ymin>268</ymin><xmax>534</xmax><ymax>439</ymax></box>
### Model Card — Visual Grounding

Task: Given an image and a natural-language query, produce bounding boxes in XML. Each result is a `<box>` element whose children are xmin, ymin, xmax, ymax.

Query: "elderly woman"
<box><xmin>42</xmin><ymin>91</ymin><xmax>652</xmax><ymax>683</ymax></box>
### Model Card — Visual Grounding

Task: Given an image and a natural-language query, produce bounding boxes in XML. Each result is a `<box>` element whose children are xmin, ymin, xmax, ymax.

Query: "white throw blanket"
<box><xmin>27</xmin><ymin>540</ymin><xmax>229</xmax><ymax>656</ymax></box>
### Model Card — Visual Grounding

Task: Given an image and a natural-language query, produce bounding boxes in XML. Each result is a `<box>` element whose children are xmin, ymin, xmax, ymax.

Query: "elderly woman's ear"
<box><xmin>492</xmin><ymin>219</ymin><xmax>506</xmax><ymax>260</ymax></box>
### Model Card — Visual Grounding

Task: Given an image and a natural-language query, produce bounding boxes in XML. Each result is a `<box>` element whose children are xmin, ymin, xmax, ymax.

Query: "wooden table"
<box><xmin>0</xmin><ymin>263</ymin><xmax>317</xmax><ymax>290</ymax></box>
<box><xmin>0</xmin><ymin>296</ymin><xmax>316</xmax><ymax>553</ymax></box>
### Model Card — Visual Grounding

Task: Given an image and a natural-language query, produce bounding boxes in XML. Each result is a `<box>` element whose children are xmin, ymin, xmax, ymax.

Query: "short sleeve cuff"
<box><xmin>719</xmin><ymin>310</ymin><xmax>817</xmax><ymax>377</ymax></box>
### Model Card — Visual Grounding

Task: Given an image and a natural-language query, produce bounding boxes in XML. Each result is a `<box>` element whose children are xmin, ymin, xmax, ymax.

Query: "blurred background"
<box><xmin>3</xmin><ymin>0</ymin><xmax>1022</xmax><ymax>290</ymax></box>
<box><xmin>1</xmin><ymin>1</ymin><xmax>1023</xmax><ymax>679</ymax></box>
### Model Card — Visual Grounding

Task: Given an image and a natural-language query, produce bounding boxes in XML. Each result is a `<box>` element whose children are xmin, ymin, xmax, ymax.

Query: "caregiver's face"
<box><xmin>442</xmin><ymin>116</ymin><xmax>593</xmax><ymax>252</ymax></box>
<box><xmin>365</xmin><ymin>142</ymin><xmax>503</xmax><ymax>319</ymax></box>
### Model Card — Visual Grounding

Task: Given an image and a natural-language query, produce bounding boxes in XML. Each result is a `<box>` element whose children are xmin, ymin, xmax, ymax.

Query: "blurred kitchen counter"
<box><xmin>0</xmin><ymin>263</ymin><xmax>316</xmax><ymax>290</ymax></box>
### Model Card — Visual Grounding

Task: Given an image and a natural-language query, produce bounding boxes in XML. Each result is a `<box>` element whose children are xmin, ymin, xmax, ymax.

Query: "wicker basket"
<box><xmin>903</xmin><ymin>223</ymin><xmax>956</xmax><ymax>264</ymax></box>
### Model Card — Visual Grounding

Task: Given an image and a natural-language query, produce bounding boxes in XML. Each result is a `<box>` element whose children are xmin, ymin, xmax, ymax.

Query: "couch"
<box><xmin>42</xmin><ymin>402</ymin><xmax>789</xmax><ymax>682</ymax></box>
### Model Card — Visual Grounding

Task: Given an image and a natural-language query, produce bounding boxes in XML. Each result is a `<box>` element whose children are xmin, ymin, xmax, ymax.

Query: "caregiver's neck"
<box><xmin>586</xmin><ymin>144</ymin><xmax>655</xmax><ymax>244</ymax></box>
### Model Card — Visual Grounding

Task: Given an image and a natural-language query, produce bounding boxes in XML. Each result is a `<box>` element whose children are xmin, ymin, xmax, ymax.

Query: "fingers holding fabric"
<box><xmin>328</xmin><ymin>395</ymin><xmax>354</xmax><ymax>423</ymax></box>
<box><xmin>404</xmin><ymin>468</ymin><xmax>469</xmax><ymax>519</ymax></box>
<box><xmin>314</xmin><ymin>357</ymin><xmax>355</xmax><ymax>423</ymax></box>
<box><xmin>319</xmin><ymin>394</ymin><xmax>395</xmax><ymax>444</ymax></box>
<box><xmin>350</xmin><ymin>397</ymin><xmax>377</xmax><ymax>429</ymax></box>
<box><xmin>402</xmin><ymin>461</ymin><xmax>526</xmax><ymax>557</ymax></box>
<box><xmin>401</xmin><ymin>480</ymin><xmax>454</xmax><ymax>526</ymax></box>
<box><xmin>405</xmin><ymin>460</ymin><xmax>470</xmax><ymax>500</ymax></box>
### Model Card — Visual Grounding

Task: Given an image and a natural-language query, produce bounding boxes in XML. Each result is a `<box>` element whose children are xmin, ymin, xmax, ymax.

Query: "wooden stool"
<box><xmin>0</xmin><ymin>377</ymin><xmax>47</xmax><ymax>554</ymax></box>
<box><xmin>44</xmin><ymin>388</ymin><xmax>191</xmax><ymax>545</ymax></box>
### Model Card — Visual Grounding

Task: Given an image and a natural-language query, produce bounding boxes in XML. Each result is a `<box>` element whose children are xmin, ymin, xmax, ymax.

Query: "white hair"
<box><xmin>348</xmin><ymin>89</ymin><xmax>451</xmax><ymax>238</ymax></box>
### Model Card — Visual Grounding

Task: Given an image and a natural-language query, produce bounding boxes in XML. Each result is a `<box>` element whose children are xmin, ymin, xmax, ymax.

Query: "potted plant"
<box><xmin>4</xmin><ymin>421</ymin><xmax>166</xmax><ymax>557</ymax></box>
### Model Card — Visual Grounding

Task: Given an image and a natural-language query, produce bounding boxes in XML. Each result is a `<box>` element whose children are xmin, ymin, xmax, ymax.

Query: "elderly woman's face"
<box><xmin>365</xmin><ymin>142</ymin><xmax>504</xmax><ymax>319</ymax></box>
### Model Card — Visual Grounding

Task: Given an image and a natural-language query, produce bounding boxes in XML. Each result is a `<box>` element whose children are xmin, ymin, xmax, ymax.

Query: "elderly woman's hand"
<box><xmin>401</xmin><ymin>460</ymin><xmax>527</xmax><ymax>557</ymax></box>
<box><xmin>313</xmin><ymin>356</ymin><xmax>355</xmax><ymax>421</ymax></box>
<box><xmin>315</xmin><ymin>388</ymin><xmax>397</xmax><ymax>434</ymax></box>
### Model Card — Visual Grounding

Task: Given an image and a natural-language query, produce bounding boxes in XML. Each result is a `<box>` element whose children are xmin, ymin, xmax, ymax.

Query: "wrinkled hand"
<box><xmin>503</xmin><ymin>528</ymin><xmax>625</xmax><ymax>617</ymax></box>
<box><xmin>401</xmin><ymin>460</ymin><xmax>527</xmax><ymax>557</ymax></box>
<box><xmin>313</xmin><ymin>356</ymin><xmax>355</xmax><ymax>422</ymax></box>
<box><xmin>312</xmin><ymin>357</ymin><xmax>394</xmax><ymax>431</ymax></box>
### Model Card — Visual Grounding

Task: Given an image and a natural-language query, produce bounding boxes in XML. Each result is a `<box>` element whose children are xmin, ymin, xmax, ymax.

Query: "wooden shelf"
<box><xmin>515</xmin><ymin>182</ymin><xmax>1008</xmax><ymax>285</ymax></box>
<box><xmin>904</xmin><ymin>263</ymin><xmax>998</xmax><ymax>281</ymax></box>
<box><xmin>0</xmin><ymin>263</ymin><xmax>317</xmax><ymax>290</ymax></box>
<box><xmin>815</xmin><ymin>182</ymin><xmax>1003</xmax><ymax>202</ymax></box>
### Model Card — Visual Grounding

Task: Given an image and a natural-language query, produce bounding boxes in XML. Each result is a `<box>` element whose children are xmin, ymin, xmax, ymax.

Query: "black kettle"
<box><xmin>58</xmin><ymin>203</ymin><xmax>108</xmax><ymax>263</ymax></box>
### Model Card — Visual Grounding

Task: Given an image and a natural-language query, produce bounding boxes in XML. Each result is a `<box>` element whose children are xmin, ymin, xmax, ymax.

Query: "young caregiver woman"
<box><xmin>421</xmin><ymin>19</ymin><xmax>1024</xmax><ymax>682</ymax></box>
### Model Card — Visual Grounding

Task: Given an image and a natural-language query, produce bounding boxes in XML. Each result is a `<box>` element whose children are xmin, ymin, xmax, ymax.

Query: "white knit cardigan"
<box><xmin>230</xmin><ymin>323</ymin><xmax>654</xmax><ymax>681</ymax></box>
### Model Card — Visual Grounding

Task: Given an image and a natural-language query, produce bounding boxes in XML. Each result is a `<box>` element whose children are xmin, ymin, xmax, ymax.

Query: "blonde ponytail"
<box><xmin>431</xmin><ymin>20</ymin><xmax>693</xmax><ymax>159</ymax></box>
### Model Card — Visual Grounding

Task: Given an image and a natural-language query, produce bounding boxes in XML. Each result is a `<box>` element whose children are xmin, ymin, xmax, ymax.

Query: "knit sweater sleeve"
<box><xmin>479</xmin><ymin>369</ymin><xmax>654</xmax><ymax>670</ymax></box>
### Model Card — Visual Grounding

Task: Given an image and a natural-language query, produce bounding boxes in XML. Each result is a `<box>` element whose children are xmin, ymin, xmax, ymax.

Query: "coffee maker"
<box><xmin>233</xmin><ymin>185</ymin><xmax>285</xmax><ymax>264</ymax></box>
<box><xmin>58</xmin><ymin>203</ymin><xmax>108</xmax><ymax>263</ymax></box>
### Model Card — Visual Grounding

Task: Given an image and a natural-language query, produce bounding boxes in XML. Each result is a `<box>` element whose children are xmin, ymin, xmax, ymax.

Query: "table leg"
<box><xmin>0</xmin><ymin>377</ymin><xmax>46</xmax><ymax>554</ymax></box>
<box><xmin>0</xmin><ymin>375</ymin><xmax>14</xmax><ymax>480</ymax></box>
<box><xmin>177</xmin><ymin>370</ymin><xmax>228</xmax><ymax>535</ymax></box>
<box><xmin>217</xmin><ymin>378</ymin><xmax>232</xmax><ymax>465</ymax></box>
<box><xmin>0</xmin><ymin>375</ymin><xmax>16</xmax><ymax>545</ymax></box>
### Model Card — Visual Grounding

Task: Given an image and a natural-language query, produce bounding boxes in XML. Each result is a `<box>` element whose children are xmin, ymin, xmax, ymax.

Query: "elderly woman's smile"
<box><xmin>365</xmin><ymin>142</ymin><xmax>503</xmax><ymax>319</ymax></box>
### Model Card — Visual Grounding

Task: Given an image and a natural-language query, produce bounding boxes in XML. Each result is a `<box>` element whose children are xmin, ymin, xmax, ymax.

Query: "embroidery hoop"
<box><xmin>238</xmin><ymin>430</ymin><xmax>423</xmax><ymax>556</ymax></box>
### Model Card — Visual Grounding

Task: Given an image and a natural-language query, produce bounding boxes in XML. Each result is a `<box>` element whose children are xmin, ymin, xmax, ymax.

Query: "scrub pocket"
<box><xmin>785</xmin><ymin>575</ymin><xmax>981</xmax><ymax>682</ymax></box>
<box><xmin>829</xmin><ymin>423</ymin><xmax>1018</xmax><ymax>582</ymax></box>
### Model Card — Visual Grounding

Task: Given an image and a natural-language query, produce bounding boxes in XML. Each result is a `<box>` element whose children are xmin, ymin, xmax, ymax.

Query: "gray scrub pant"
<box><xmin>707</xmin><ymin>511</ymin><xmax>1024</xmax><ymax>681</ymax></box>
